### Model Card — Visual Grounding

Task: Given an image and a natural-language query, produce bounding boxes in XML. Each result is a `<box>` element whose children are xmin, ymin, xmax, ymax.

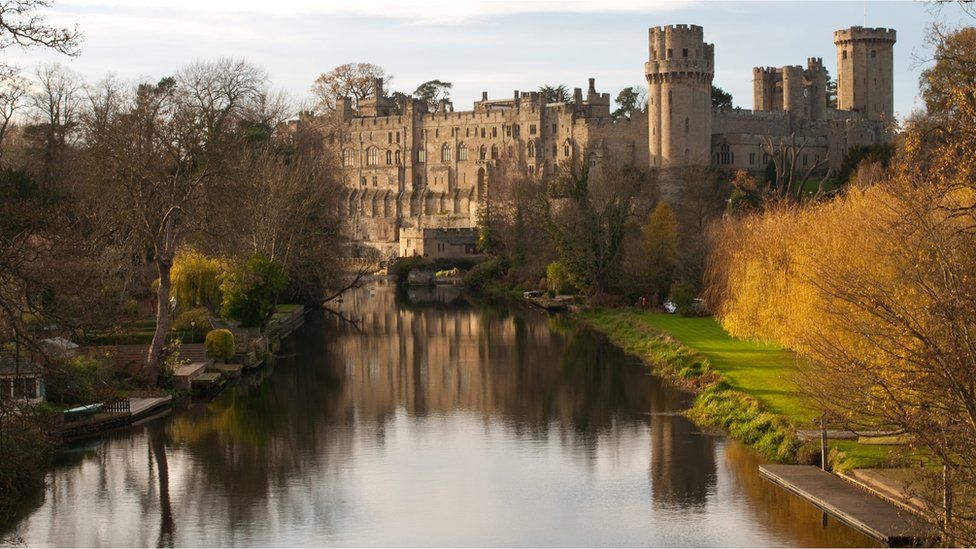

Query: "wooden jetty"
<box><xmin>759</xmin><ymin>464</ymin><xmax>935</xmax><ymax>546</ymax></box>
<box><xmin>62</xmin><ymin>396</ymin><xmax>173</xmax><ymax>440</ymax></box>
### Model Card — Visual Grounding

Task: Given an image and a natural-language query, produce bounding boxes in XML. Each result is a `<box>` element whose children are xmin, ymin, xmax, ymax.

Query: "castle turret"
<box><xmin>834</xmin><ymin>26</ymin><xmax>896</xmax><ymax>121</ymax></box>
<box><xmin>646</xmin><ymin>25</ymin><xmax>714</xmax><ymax>168</ymax></box>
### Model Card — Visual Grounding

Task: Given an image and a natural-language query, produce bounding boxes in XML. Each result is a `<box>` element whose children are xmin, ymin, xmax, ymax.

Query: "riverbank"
<box><xmin>577</xmin><ymin>308</ymin><xmax>803</xmax><ymax>462</ymax></box>
<box><xmin>576</xmin><ymin>308</ymin><xmax>916</xmax><ymax>473</ymax></box>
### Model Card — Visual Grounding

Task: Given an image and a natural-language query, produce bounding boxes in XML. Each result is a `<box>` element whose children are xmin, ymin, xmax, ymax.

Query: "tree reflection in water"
<box><xmin>4</xmin><ymin>281</ymin><xmax>876</xmax><ymax>547</ymax></box>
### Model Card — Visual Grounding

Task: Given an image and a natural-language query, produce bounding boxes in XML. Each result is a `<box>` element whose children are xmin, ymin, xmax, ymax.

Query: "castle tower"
<box><xmin>833</xmin><ymin>26</ymin><xmax>896</xmax><ymax>120</ymax></box>
<box><xmin>646</xmin><ymin>25</ymin><xmax>714</xmax><ymax>168</ymax></box>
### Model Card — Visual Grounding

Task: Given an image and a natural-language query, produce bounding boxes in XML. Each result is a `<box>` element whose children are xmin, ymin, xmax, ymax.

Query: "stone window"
<box><xmin>458</xmin><ymin>143</ymin><xmax>468</xmax><ymax>161</ymax></box>
<box><xmin>466</xmin><ymin>128</ymin><xmax>470</xmax><ymax>137</ymax></box>
<box><xmin>342</xmin><ymin>149</ymin><xmax>354</xmax><ymax>166</ymax></box>
<box><xmin>552</xmin><ymin>123</ymin><xmax>557</xmax><ymax>134</ymax></box>
<box><xmin>386</xmin><ymin>150</ymin><xmax>393</xmax><ymax>165</ymax></box>
<box><xmin>588</xmin><ymin>152</ymin><xmax>598</xmax><ymax>167</ymax></box>
<box><xmin>842</xmin><ymin>50</ymin><xmax>848</xmax><ymax>60</ymax></box>
<box><xmin>667</xmin><ymin>48</ymin><xmax>673</xmax><ymax>59</ymax></box>
<box><xmin>491</xmin><ymin>144</ymin><xmax>498</xmax><ymax>159</ymax></box>
<box><xmin>479</xmin><ymin>145</ymin><xmax>487</xmax><ymax>160</ymax></box>
<box><xmin>749</xmin><ymin>152</ymin><xmax>756</xmax><ymax>166</ymax></box>
<box><xmin>552</xmin><ymin>144</ymin><xmax>557</xmax><ymax>157</ymax></box>
<box><xmin>396</xmin><ymin>131</ymin><xmax>400</xmax><ymax>143</ymax></box>
<box><xmin>360</xmin><ymin>176</ymin><xmax>367</xmax><ymax>186</ymax></box>
<box><xmin>481</xmin><ymin>128</ymin><xmax>486</xmax><ymax>138</ymax></box>
<box><xmin>871</xmin><ymin>50</ymin><xmax>876</xmax><ymax>58</ymax></box>
<box><xmin>388</xmin><ymin>132</ymin><xmax>393</xmax><ymax>144</ymax></box>
<box><xmin>372</xmin><ymin>175</ymin><xmax>378</xmax><ymax>187</ymax></box>
<box><xmin>564</xmin><ymin>140</ymin><xmax>571</xmax><ymax>157</ymax></box>
<box><xmin>668</xmin><ymin>90</ymin><xmax>672</xmax><ymax>105</ymax></box>
<box><xmin>802</xmin><ymin>154</ymin><xmax>808</xmax><ymax>167</ymax></box>
<box><xmin>718</xmin><ymin>144</ymin><xmax>733</xmax><ymax>165</ymax></box>
<box><xmin>505</xmin><ymin>125</ymin><xmax>512</xmax><ymax>137</ymax></box>
<box><xmin>435</xmin><ymin>129</ymin><xmax>439</xmax><ymax>138</ymax></box>
<box><xmin>366</xmin><ymin>147</ymin><xmax>379</xmax><ymax>166</ymax></box>
<box><xmin>492</xmin><ymin>127</ymin><xmax>498</xmax><ymax>138</ymax></box>
<box><xmin>441</xmin><ymin>143</ymin><xmax>451</xmax><ymax>162</ymax></box>
<box><xmin>395</xmin><ymin>150</ymin><xmax>401</xmax><ymax>165</ymax></box>
<box><xmin>684</xmin><ymin>117</ymin><xmax>689</xmax><ymax>133</ymax></box>
<box><xmin>514</xmin><ymin>124</ymin><xmax>520</xmax><ymax>137</ymax></box>
<box><xmin>527</xmin><ymin>140</ymin><xmax>535</xmax><ymax>158</ymax></box>
<box><xmin>682</xmin><ymin>48</ymin><xmax>688</xmax><ymax>58</ymax></box>
<box><xmin>418</xmin><ymin>148</ymin><xmax>426</xmax><ymax>163</ymax></box>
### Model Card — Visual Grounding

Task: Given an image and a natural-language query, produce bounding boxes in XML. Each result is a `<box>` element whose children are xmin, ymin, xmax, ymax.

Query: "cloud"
<box><xmin>58</xmin><ymin>0</ymin><xmax>693</xmax><ymax>25</ymax></box>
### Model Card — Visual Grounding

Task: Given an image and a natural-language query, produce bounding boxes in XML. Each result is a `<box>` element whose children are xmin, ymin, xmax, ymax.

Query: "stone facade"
<box><xmin>298</xmin><ymin>24</ymin><xmax>895</xmax><ymax>258</ymax></box>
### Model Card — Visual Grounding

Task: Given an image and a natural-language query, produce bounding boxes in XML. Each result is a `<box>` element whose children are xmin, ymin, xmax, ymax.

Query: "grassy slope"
<box><xmin>636</xmin><ymin>313</ymin><xmax>817</xmax><ymax>425</ymax></box>
<box><xmin>578</xmin><ymin>308</ymin><xmax>911</xmax><ymax>469</ymax></box>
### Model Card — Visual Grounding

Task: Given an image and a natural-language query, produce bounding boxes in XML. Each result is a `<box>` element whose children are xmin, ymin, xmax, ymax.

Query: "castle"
<box><xmin>301</xmin><ymin>24</ymin><xmax>896</xmax><ymax>258</ymax></box>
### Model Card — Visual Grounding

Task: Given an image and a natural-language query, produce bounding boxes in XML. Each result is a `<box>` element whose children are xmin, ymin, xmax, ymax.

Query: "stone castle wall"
<box><xmin>302</xmin><ymin>23</ymin><xmax>896</xmax><ymax>257</ymax></box>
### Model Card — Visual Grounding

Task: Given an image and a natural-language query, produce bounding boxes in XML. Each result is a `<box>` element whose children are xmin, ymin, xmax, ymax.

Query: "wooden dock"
<box><xmin>62</xmin><ymin>396</ymin><xmax>173</xmax><ymax>440</ymax></box>
<box><xmin>759</xmin><ymin>464</ymin><xmax>934</xmax><ymax>546</ymax></box>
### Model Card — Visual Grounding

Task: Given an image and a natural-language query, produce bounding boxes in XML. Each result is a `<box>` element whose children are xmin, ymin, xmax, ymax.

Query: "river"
<box><xmin>2</xmin><ymin>281</ymin><xmax>876</xmax><ymax>547</ymax></box>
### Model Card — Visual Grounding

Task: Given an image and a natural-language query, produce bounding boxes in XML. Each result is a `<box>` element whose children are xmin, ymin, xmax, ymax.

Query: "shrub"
<box><xmin>171</xmin><ymin>307</ymin><xmax>211</xmax><ymax>338</ymax></box>
<box><xmin>220</xmin><ymin>255</ymin><xmax>288</xmax><ymax>328</ymax></box>
<box><xmin>669</xmin><ymin>282</ymin><xmax>702</xmax><ymax>316</ymax></box>
<box><xmin>463</xmin><ymin>258</ymin><xmax>506</xmax><ymax>291</ymax></box>
<box><xmin>44</xmin><ymin>356</ymin><xmax>114</xmax><ymax>406</ymax></box>
<box><xmin>205</xmin><ymin>329</ymin><xmax>235</xmax><ymax>361</ymax></box>
<box><xmin>0</xmin><ymin>404</ymin><xmax>58</xmax><ymax>523</ymax></box>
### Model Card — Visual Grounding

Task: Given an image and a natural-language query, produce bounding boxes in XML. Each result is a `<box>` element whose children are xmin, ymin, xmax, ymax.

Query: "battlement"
<box><xmin>650</xmin><ymin>24</ymin><xmax>703</xmax><ymax>35</ymax></box>
<box><xmin>833</xmin><ymin>26</ymin><xmax>896</xmax><ymax>43</ymax></box>
<box><xmin>807</xmin><ymin>57</ymin><xmax>824</xmax><ymax>70</ymax></box>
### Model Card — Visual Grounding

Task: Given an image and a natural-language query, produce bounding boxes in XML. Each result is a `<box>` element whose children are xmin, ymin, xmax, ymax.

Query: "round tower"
<box><xmin>833</xmin><ymin>26</ymin><xmax>896</xmax><ymax>121</ymax></box>
<box><xmin>645</xmin><ymin>25</ymin><xmax>714</xmax><ymax>168</ymax></box>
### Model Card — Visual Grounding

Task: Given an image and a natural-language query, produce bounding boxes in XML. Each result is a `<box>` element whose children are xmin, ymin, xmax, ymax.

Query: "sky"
<box><xmin>7</xmin><ymin>0</ymin><xmax>973</xmax><ymax>120</ymax></box>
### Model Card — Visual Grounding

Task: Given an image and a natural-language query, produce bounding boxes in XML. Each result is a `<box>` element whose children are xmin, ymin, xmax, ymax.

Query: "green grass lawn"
<box><xmin>631</xmin><ymin>311</ymin><xmax>818</xmax><ymax>425</ymax></box>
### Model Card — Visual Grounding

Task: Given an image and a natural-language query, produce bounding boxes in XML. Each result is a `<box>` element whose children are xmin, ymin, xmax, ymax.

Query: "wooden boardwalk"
<box><xmin>760</xmin><ymin>464</ymin><xmax>934</xmax><ymax>546</ymax></box>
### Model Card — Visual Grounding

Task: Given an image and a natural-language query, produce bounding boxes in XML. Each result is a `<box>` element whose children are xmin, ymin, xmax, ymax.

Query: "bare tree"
<box><xmin>29</xmin><ymin>62</ymin><xmax>81</xmax><ymax>186</ymax></box>
<box><xmin>761</xmin><ymin>133</ymin><xmax>831</xmax><ymax>202</ymax></box>
<box><xmin>0</xmin><ymin>0</ymin><xmax>80</xmax><ymax>56</ymax></box>
<box><xmin>0</xmin><ymin>67</ymin><xmax>26</xmax><ymax>164</ymax></box>
<box><xmin>310</xmin><ymin>62</ymin><xmax>388</xmax><ymax>112</ymax></box>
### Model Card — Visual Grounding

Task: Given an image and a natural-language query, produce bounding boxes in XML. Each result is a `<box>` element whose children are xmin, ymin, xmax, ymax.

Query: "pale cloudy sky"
<box><xmin>7</xmin><ymin>0</ymin><xmax>972</xmax><ymax>120</ymax></box>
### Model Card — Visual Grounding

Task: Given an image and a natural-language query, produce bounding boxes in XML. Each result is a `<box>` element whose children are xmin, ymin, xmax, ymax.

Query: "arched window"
<box><xmin>458</xmin><ymin>142</ymin><xmax>468</xmax><ymax>161</ymax></box>
<box><xmin>479</xmin><ymin>145</ymin><xmax>487</xmax><ymax>160</ymax></box>
<box><xmin>588</xmin><ymin>152</ymin><xmax>599</xmax><ymax>167</ymax></box>
<box><xmin>386</xmin><ymin>150</ymin><xmax>393</xmax><ymax>165</ymax></box>
<box><xmin>527</xmin><ymin>140</ymin><xmax>535</xmax><ymax>158</ymax></box>
<box><xmin>441</xmin><ymin>143</ymin><xmax>451</xmax><ymax>162</ymax></box>
<box><xmin>563</xmin><ymin>140</ymin><xmax>572</xmax><ymax>157</ymax></box>
<box><xmin>342</xmin><ymin>149</ymin><xmax>354</xmax><ymax>167</ymax></box>
<box><xmin>395</xmin><ymin>150</ymin><xmax>401</xmax><ymax>165</ymax></box>
<box><xmin>366</xmin><ymin>147</ymin><xmax>378</xmax><ymax>166</ymax></box>
<box><xmin>490</xmin><ymin>144</ymin><xmax>498</xmax><ymax>160</ymax></box>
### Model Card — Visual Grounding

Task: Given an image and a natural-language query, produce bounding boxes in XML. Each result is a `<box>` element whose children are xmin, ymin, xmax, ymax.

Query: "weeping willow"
<box><xmin>170</xmin><ymin>247</ymin><xmax>229</xmax><ymax>312</ymax></box>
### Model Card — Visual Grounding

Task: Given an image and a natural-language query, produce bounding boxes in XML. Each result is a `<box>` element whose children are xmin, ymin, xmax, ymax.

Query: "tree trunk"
<box><xmin>145</xmin><ymin>258</ymin><xmax>172</xmax><ymax>386</ymax></box>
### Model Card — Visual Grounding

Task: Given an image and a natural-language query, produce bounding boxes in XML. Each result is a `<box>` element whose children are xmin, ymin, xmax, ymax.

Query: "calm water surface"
<box><xmin>4</xmin><ymin>282</ymin><xmax>877</xmax><ymax>547</ymax></box>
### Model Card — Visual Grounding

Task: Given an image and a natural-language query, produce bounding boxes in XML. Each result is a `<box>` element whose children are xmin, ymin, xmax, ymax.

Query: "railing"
<box><xmin>104</xmin><ymin>398</ymin><xmax>130</xmax><ymax>413</ymax></box>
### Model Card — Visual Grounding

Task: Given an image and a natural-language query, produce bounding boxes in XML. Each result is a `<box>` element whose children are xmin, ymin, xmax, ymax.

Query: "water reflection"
<box><xmin>4</xmin><ymin>281</ymin><xmax>875</xmax><ymax>547</ymax></box>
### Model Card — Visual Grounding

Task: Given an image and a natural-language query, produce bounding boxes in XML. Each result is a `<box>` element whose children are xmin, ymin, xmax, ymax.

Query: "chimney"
<box><xmin>588</xmin><ymin>78</ymin><xmax>596</xmax><ymax>94</ymax></box>
<box><xmin>481</xmin><ymin>91</ymin><xmax>488</xmax><ymax>101</ymax></box>
<box><xmin>573</xmin><ymin>87</ymin><xmax>583</xmax><ymax>104</ymax></box>
<box><xmin>514</xmin><ymin>90</ymin><xmax>520</xmax><ymax>100</ymax></box>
